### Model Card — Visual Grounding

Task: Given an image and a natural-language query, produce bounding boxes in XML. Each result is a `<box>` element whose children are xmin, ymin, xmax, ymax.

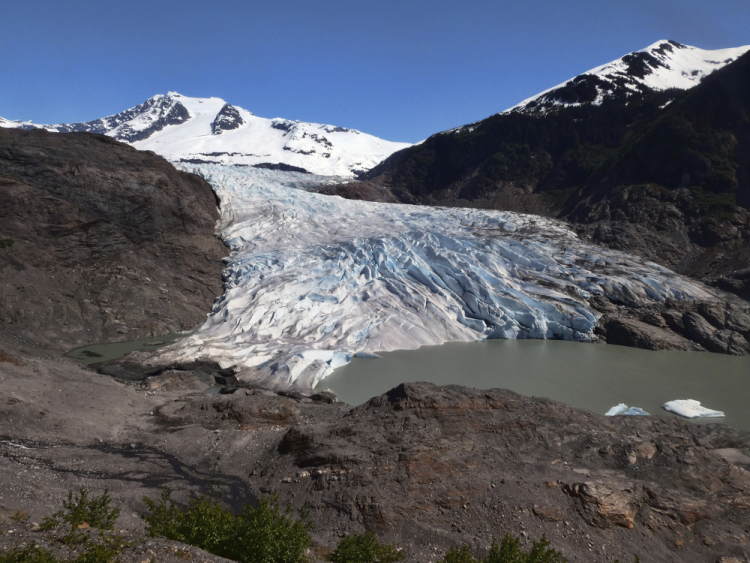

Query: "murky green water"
<box><xmin>316</xmin><ymin>340</ymin><xmax>750</xmax><ymax>432</ymax></box>
<box><xmin>67</xmin><ymin>333</ymin><xmax>185</xmax><ymax>365</ymax></box>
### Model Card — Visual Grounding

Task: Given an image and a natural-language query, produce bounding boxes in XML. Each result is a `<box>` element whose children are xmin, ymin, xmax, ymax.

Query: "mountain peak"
<box><xmin>0</xmin><ymin>93</ymin><xmax>410</xmax><ymax>177</ymax></box>
<box><xmin>505</xmin><ymin>41</ymin><xmax>750</xmax><ymax>115</ymax></box>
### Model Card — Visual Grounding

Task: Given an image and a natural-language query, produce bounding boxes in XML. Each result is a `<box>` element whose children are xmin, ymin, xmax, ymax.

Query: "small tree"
<box><xmin>439</xmin><ymin>535</ymin><xmax>566</xmax><ymax>563</ymax></box>
<box><xmin>142</xmin><ymin>489</ymin><xmax>312</xmax><ymax>563</ymax></box>
<box><xmin>329</xmin><ymin>531</ymin><xmax>404</xmax><ymax>563</ymax></box>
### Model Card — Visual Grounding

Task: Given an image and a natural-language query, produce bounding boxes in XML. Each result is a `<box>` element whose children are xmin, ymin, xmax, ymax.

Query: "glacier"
<box><xmin>151</xmin><ymin>164</ymin><xmax>718</xmax><ymax>391</ymax></box>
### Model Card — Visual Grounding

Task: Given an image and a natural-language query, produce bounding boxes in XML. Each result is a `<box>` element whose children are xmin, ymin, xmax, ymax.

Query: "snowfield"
<box><xmin>507</xmin><ymin>40</ymin><xmax>750</xmax><ymax>113</ymax></box>
<box><xmin>0</xmin><ymin>93</ymin><xmax>411</xmax><ymax>177</ymax></box>
<box><xmin>443</xmin><ymin>40</ymin><xmax>750</xmax><ymax>134</ymax></box>
<box><xmin>153</xmin><ymin>165</ymin><xmax>717</xmax><ymax>391</ymax></box>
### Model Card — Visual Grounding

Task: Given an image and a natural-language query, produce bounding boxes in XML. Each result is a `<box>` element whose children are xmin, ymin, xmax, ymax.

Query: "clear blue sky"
<box><xmin>2</xmin><ymin>0</ymin><xmax>748</xmax><ymax>143</ymax></box>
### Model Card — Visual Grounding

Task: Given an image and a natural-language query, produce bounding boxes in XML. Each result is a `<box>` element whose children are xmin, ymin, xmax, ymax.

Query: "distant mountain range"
<box><xmin>2</xmin><ymin>41</ymin><xmax>746</xmax><ymax>179</ymax></box>
<box><xmin>0</xmin><ymin>93</ymin><xmax>411</xmax><ymax>177</ymax></box>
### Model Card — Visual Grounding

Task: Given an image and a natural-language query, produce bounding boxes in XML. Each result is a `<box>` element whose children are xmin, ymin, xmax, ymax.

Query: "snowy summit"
<box><xmin>0</xmin><ymin>93</ymin><xmax>411</xmax><ymax>177</ymax></box>
<box><xmin>507</xmin><ymin>40</ymin><xmax>750</xmax><ymax>114</ymax></box>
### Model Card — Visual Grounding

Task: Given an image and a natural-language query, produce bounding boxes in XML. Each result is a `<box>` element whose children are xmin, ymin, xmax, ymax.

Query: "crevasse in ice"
<box><xmin>156</xmin><ymin>165</ymin><xmax>717</xmax><ymax>390</ymax></box>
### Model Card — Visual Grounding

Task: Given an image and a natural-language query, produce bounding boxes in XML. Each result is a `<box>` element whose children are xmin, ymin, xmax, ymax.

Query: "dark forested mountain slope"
<box><xmin>566</xmin><ymin>50</ymin><xmax>750</xmax><ymax>292</ymax></box>
<box><xmin>357</xmin><ymin>51</ymin><xmax>750</xmax><ymax>297</ymax></box>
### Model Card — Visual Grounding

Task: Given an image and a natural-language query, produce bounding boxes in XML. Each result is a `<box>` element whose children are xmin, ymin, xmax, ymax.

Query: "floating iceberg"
<box><xmin>663</xmin><ymin>400</ymin><xmax>724</xmax><ymax>418</ymax></box>
<box><xmin>154</xmin><ymin>164</ymin><xmax>719</xmax><ymax>390</ymax></box>
<box><xmin>605</xmin><ymin>404</ymin><xmax>650</xmax><ymax>416</ymax></box>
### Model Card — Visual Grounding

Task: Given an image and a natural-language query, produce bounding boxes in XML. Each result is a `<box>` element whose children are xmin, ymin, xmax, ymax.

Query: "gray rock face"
<box><xmin>4</xmin><ymin>341</ymin><xmax>750</xmax><ymax>563</ymax></box>
<box><xmin>595</xmin><ymin>299</ymin><xmax>750</xmax><ymax>356</ymax></box>
<box><xmin>227</xmin><ymin>381</ymin><xmax>750</xmax><ymax>561</ymax></box>
<box><xmin>52</xmin><ymin>95</ymin><xmax>192</xmax><ymax>143</ymax></box>
<box><xmin>0</xmin><ymin>128</ymin><xmax>226</xmax><ymax>350</ymax></box>
<box><xmin>212</xmin><ymin>103</ymin><xmax>244</xmax><ymax>134</ymax></box>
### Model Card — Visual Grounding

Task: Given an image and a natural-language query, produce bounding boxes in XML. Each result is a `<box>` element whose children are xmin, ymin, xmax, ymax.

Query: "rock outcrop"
<box><xmin>0</xmin><ymin>127</ymin><xmax>226</xmax><ymax>350</ymax></box>
<box><xmin>3</xmin><ymin>343</ymin><xmax>750</xmax><ymax>563</ymax></box>
<box><xmin>171</xmin><ymin>381</ymin><xmax>750</xmax><ymax>562</ymax></box>
<box><xmin>592</xmin><ymin>297</ymin><xmax>750</xmax><ymax>355</ymax></box>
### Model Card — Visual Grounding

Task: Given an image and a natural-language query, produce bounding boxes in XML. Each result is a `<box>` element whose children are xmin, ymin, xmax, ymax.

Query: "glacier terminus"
<box><xmin>150</xmin><ymin>164</ymin><xmax>718</xmax><ymax>391</ymax></box>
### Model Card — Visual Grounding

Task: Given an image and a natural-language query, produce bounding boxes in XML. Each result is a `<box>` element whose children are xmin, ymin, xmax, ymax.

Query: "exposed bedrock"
<box><xmin>163</xmin><ymin>381</ymin><xmax>750</xmax><ymax>562</ymax></box>
<box><xmin>0</xmin><ymin>128</ymin><xmax>226</xmax><ymax>350</ymax></box>
<box><xmin>3</xmin><ymin>342</ymin><xmax>750</xmax><ymax>560</ymax></box>
<box><xmin>591</xmin><ymin>297</ymin><xmax>750</xmax><ymax>355</ymax></box>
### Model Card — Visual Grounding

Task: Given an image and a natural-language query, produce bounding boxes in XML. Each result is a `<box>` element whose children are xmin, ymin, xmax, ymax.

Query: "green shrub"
<box><xmin>329</xmin><ymin>530</ymin><xmax>404</xmax><ymax>563</ymax></box>
<box><xmin>40</xmin><ymin>488</ymin><xmax>120</xmax><ymax>545</ymax></box>
<box><xmin>439</xmin><ymin>535</ymin><xmax>566</xmax><ymax>563</ymax></box>
<box><xmin>41</xmin><ymin>488</ymin><xmax>120</xmax><ymax>532</ymax></box>
<box><xmin>142</xmin><ymin>488</ymin><xmax>312</xmax><ymax>563</ymax></box>
<box><xmin>0</xmin><ymin>535</ymin><xmax>131</xmax><ymax>563</ymax></box>
<box><xmin>71</xmin><ymin>531</ymin><xmax>130</xmax><ymax>563</ymax></box>
<box><xmin>0</xmin><ymin>544</ymin><xmax>60</xmax><ymax>563</ymax></box>
<box><xmin>0</xmin><ymin>238</ymin><xmax>13</xmax><ymax>249</ymax></box>
<box><xmin>441</xmin><ymin>544</ymin><xmax>477</xmax><ymax>563</ymax></box>
<box><xmin>25</xmin><ymin>487</ymin><xmax>130</xmax><ymax>561</ymax></box>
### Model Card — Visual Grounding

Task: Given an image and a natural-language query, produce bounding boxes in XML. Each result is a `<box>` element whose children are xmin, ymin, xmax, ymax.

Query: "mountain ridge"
<box><xmin>0</xmin><ymin>92</ymin><xmax>411</xmax><ymax>177</ymax></box>
<box><xmin>506</xmin><ymin>40</ymin><xmax>750</xmax><ymax>115</ymax></box>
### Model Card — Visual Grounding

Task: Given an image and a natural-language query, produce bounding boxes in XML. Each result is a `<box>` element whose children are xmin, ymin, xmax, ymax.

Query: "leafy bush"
<box><xmin>329</xmin><ymin>530</ymin><xmax>404</xmax><ymax>563</ymax></box>
<box><xmin>0</xmin><ymin>544</ymin><xmax>59</xmax><ymax>563</ymax></box>
<box><xmin>142</xmin><ymin>488</ymin><xmax>312</xmax><ymax>563</ymax></box>
<box><xmin>0</xmin><ymin>238</ymin><xmax>13</xmax><ymax>249</ymax></box>
<box><xmin>69</xmin><ymin>532</ymin><xmax>130</xmax><ymax>563</ymax></box>
<box><xmin>441</xmin><ymin>545</ymin><xmax>476</xmax><ymax>563</ymax></box>
<box><xmin>41</xmin><ymin>488</ymin><xmax>120</xmax><ymax>531</ymax></box>
<box><xmin>439</xmin><ymin>534</ymin><xmax>566</xmax><ymax>563</ymax></box>
<box><xmin>0</xmin><ymin>536</ymin><xmax>130</xmax><ymax>563</ymax></box>
<box><xmin>20</xmin><ymin>487</ymin><xmax>131</xmax><ymax>561</ymax></box>
<box><xmin>40</xmin><ymin>488</ymin><xmax>120</xmax><ymax>545</ymax></box>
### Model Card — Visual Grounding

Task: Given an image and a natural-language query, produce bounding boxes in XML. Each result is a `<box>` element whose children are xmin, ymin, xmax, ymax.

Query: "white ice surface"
<box><xmin>663</xmin><ymin>400</ymin><xmax>724</xmax><ymax>418</ymax></box>
<box><xmin>153</xmin><ymin>164</ymin><xmax>717</xmax><ymax>390</ymax></box>
<box><xmin>605</xmin><ymin>404</ymin><xmax>650</xmax><ymax>416</ymax></box>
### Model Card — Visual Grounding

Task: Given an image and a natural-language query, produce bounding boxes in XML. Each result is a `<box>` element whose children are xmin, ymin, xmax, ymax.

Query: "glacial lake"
<box><xmin>67</xmin><ymin>333</ymin><xmax>185</xmax><ymax>366</ymax></box>
<box><xmin>316</xmin><ymin>340</ymin><xmax>750</xmax><ymax>432</ymax></box>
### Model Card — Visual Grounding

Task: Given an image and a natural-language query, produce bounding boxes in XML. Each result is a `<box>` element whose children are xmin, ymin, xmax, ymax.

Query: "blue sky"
<box><xmin>2</xmin><ymin>0</ymin><xmax>748</xmax><ymax>143</ymax></box>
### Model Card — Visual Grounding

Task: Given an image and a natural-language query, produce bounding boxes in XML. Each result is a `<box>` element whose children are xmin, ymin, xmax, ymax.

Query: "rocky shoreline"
<box><xmin>2</xmin><ymin>346</ymin><xmax>750</xmax><ymax>562</ymax></box>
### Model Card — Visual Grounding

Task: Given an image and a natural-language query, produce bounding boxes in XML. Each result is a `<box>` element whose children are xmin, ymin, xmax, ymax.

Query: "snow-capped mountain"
<box><xmin>0</xmin><ymin>93</ymin><xmax>411</xmax><ymax>177</ymax></box>
<box><xmin>506</xmin><ymin>40</ymin><xmax>750</xmax><ymax>114</ymax></box>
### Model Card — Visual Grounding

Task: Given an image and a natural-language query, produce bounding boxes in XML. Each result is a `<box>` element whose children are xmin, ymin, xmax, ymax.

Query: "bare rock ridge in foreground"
<box><xmin>0</xmin><ymin>127</ymin><xmax>226</xmax><ymax>350</ymax></box>
<box><xmin>3</xmin><ymin>360</ymin><xmax>750</xmax><ymax>562</ymax></box>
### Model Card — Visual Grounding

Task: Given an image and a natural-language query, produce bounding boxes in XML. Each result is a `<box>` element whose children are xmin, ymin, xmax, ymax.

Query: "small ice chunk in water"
<box><xmin>663</xmin><ymin>399</ymin><xmax>724</xmax><ymax>418</ymax></box>
<box><xmin>605</xmin><ymin>403</ymin><xmax>628</xmax><ymax>416</ymax></box>
<box><xmin>623</xmin><ymin>407</ymin><xmax>650</xmax><ymax>416</ymax></box>
<box><xmin>605</xmin><ymin>403</ymin><xmax>650</xmax><ymax>416</ymax></box>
